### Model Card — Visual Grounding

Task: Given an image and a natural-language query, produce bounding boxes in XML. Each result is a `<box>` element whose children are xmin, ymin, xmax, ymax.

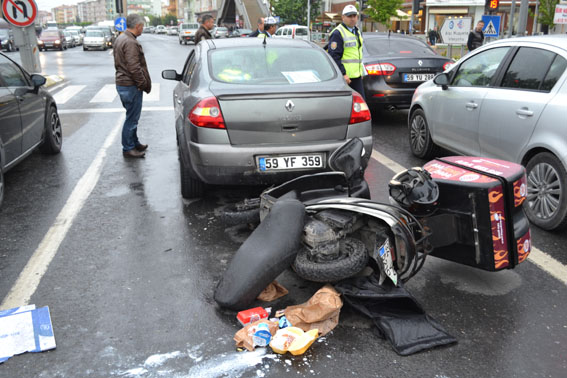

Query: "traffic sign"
<box><xmin>2</xmin><ymin>0</ymin><xmax>38</xmax><ymax>27</ymax></box>
<box><xmin>554</xmin><ymin>4</ymin><xmax>567</xmax><ymax>24</ymax></box>
<box><xmin>482</xmin><ymin>15</ymin><xmax>501</xmax><ymax>37</ymax></box>
<box><xmin>114</xmin><ymin>17</ymin><xmax>127</xmax><ymax>32</ymax></box>
<box><xmin>440</xmin><ymin>17</ymin><xmax>471</xmax><ymax>44</ymax></box>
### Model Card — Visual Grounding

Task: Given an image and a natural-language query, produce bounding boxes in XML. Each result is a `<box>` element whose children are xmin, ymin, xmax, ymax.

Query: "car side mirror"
<box><xmin>433</xmin><ymin>73</ymin><xmax>449</xmax><ymax>90</ymax></box>
<box><xmin>30</xmin><ymin>74</ymin><xmax>47</xmax><ymax>88</ymax></box>
<box><xmin>162</xmin><ymin>69</ymin><xmax>181</xmax><ymax>81</ymax></box>
<box><xmin>328</xmin><ymin>137</ymin><xmax>366</xmax><ymax>181</ymax></box>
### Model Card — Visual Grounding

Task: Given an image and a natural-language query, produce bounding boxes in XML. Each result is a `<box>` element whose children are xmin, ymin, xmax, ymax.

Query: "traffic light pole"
<box><xmin>517</xmin><ymin>0</ymin><xmax>529</xmax><ymax>35</ymax></box>
<box><xmin>508</xmin><ymin>0</ymin><xmax>516</xmax><ymax>37</ymax></box>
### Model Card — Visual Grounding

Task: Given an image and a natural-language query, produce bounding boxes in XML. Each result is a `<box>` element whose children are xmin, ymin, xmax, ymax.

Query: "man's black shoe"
<box><xmin>135</xmin><ymin>144</ymin><xmax>148</xmax><ymax>152</ymax></box>
<box><xmin>123</xmin><ymin>149</ymin><xmax>146</xmax><ymax>158</ymax></box>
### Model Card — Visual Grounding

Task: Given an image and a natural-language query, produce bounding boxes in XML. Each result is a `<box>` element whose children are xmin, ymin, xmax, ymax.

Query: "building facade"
<box><xmin>77</xmin><ymin>0</ymin><xmax>107</xmax><ymax>23</ymax></box>
<box><xmin>52</xmin><ymin>4</ymin><xmax>79</xmax><ymax>24</ymax></box>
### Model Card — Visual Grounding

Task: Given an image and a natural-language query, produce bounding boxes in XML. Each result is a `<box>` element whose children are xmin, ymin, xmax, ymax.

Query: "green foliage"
<box><xmin>364</xmin><ymin>0</ymin><xmax>405</xmax><ymax>27</ymax></box>
<box><xmin>272</xmin><ymin>0</ymin><xmax>321</xmax><ymax>25</ymax></box>
<box><xmin>148</xmin><ymin>14</ymin><xmax>179</xmax><ymax>27</ymax></box>
<box><xmin>531</xmin><ymin>0</ymin><xmax>560</xmax><ymax>29</ymax></box>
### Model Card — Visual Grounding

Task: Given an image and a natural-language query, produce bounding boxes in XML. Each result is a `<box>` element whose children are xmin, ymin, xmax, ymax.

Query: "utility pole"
<box><xmin>508</xmin><ymin>0</ymin><xmax>516</xmax><ymax>37</ymax></box>
<box><xmin>307</xmin><ymin>0</ymin><xmax>310</xmax><ymax>39</ymax></box>
<box><xmin>517</xmin><ymin>0</ymin><xmax>529</xmax><ymax>35</ymax></box>
<box><xmin>532</xmin><ymin>0</ymin><xmax>540</xmax><ymax>35</ymax></box>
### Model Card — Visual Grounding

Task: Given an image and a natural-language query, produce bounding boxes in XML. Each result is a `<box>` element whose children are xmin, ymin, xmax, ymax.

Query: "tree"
<box><xmin>272</xmin><ymin>0</ymin><xmax>321</xmax><ymax>26</ymax></box>
<box><xmin>531</xmin><ymin>0</ymin><xmax>560</xmax><ymax>34</ymax></box>
<box><xmin>363</xmin><ymin>0</ymin><xmax>405</xmax><ymax>28</ymax></box>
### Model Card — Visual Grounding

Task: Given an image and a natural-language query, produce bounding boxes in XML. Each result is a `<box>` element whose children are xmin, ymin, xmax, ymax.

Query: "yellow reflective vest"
<box><xmin>331</xmin><ymin>24</ymin><xmax>363</xmax><ymax>79</ymax></box>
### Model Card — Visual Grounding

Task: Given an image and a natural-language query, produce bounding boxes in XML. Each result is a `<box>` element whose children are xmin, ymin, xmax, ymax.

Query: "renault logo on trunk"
<box><xmin>418</xmin><ymin>60</ymin><xmax>423</xmax><ymax>66</ymax></box>
<box><xmin>285</xmin><ymin>100</ymin><xmax>295</xmax><ymax>112</ymax></box>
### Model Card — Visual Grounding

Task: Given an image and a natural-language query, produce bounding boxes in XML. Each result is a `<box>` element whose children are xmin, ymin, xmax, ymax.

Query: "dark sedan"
<box><xmin>0</xmin><ymin>53</ymin><xmax>62</xmax><ymax>206</ymax></box>
<box><xmin>362</xmin><ymin>33</ymin><xmax>453</xmax><ymax>112</ymax></box>
<box><xmin>162</xmin><ymin>38</ymin><xmax>372</xmax><ymax>198</ymax></box>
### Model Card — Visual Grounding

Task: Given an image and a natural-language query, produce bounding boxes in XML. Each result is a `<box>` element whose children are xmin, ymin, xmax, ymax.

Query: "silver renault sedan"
<box><xmin>162</xmin><ymin>38</ymin><xmax>372</xmax><ymax>198</ymax></box>
<box><xmin>408</xmin><ymin>36</ymin><xmax>567</xmax><ymax>231</ymax></box>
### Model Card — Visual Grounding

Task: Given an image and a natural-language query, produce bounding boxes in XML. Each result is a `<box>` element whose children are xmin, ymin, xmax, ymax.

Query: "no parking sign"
<box><xmin>2</xmin><ymin>0</ymin><xmax>38</xmax><ymax>27</ymax></box>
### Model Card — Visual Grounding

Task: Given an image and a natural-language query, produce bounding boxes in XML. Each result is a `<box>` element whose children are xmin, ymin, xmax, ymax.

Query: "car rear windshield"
<box><xmin>210</xmin><ymin>46</ymin><xmax>335</xmax><ymax>85</ymax></box>
<box><xmin>41</xmin><ymin>31</ymin><xmax>60</xmax><ymax>37</ymax></box>
<box><xmin>181</xmin><ymin>23</ymin><xmax>199</xmax><ymax>29</ymax></box>
<box><xmin>217</xmin><ymin>27</ymin><xmax>227</xmax><ymax>31</ymax></box>
<box><xmin>365</xmin><ymin>38</ymin><xmax>436</xmax><ymax>56</ymax></box>
<box><xmin>86</xmin><ymin>31</ymin><xmax>103</xmax><ymax>37</ymax></box>
<box><xmin>0</xmin><ymin>30</ymin><xmax>9</xmax><ymax>37</ymax></box>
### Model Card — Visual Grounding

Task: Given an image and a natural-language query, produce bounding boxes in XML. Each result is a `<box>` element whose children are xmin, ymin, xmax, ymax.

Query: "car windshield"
<box><xmin>181</xmin><ymin>23</ymin><xmax>199</xmax><ymax>29</ymax></box>
<box><xmin>210</xmin><ymin>46</ymin><xmax>335</xmax><ymax>85</ymax></box>
<box><xmin>0</xmin><ymin>29</ymin><xmax>9</xmax><ymax>37</ymax></box>
<box><xmin>365</xmin><ymin>38</ymin><xmax>437</xmax><ymax>56</ymax></box>
<box><xmin>217</xmin><ymin>27</ymin><xmax>227</xmax><ymax>31</ymax></box>
<box><xmin>41</xmin><ymin>31</ymin><xmax>59</xmax><ymax>37</ymax></box>
<box><xmin>86</xmin><ymin>31</ymin><xmax>103</xmax><ymax>37</ymax></box>
<box><xmin>70</xmin><ymin>31</ymin><xmax>78</xmax><ymax>36</ymax></box>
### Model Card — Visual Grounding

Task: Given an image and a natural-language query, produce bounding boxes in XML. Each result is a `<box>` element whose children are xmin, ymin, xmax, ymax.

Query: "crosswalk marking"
<box><xmin>53</xmin><ymin>85</ymin><xmax>86</xmax><ymax>104</ymax></box>
<box><xmin>90</xmin><ymin>84</ymin><xmax>117</xmax><ymax>103</ymax></box>
<box><xmin>144</xmin><ymin>83</ymin><xmax>160</xmax><ymax>102</ymax></box>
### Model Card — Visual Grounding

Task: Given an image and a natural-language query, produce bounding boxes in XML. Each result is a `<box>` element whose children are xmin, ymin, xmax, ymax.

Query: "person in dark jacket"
<box><xmin>195</xmin><ymin>14</ymin><xmax>214</xmax><ymax>44</ymax></box>
<box><xmin>467</xmin><ymin>21</ymin><xmax>485</xmax><ymax>51</ymax></box>
<box><xmin>249</xmin><ymin>18</ymin><xmax>264</xmax><ymax>37</ymax></box>
<box><xmin>114</xmin><ymin>13</ymin><xmax>151</xmax><ymax>158</ymax></box>
<box><xmin>428</xmin><ymin>27</ymin><xmax>440</xmax><ymax>46</ymax></box>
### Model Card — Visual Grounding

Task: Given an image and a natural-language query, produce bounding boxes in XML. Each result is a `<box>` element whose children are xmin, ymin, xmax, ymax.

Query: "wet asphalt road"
<box><xmin>0</xmin><ymin>34</ymin><xmax>566</xmax><ymax>377</ymax></box>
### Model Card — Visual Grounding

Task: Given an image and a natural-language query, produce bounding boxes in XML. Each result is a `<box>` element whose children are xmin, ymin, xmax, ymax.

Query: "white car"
<box><xmin>83</xmin><ymin>30</ymin><xmax>106</xmax><ymax>51</ymax></box>
<box><xmin>274</xmin><ymin>25</ymin><xmax>310</xmax><ymax>41</ymax></box>
<box><xmin>155</xmin><ymin>25</ymin><xmax>167</xmax><ymax>34</ymax></box>
<box><xmin>409</xmin><ymin>35</ymin><xmax>567</xmax><ymax>231</ymax></box>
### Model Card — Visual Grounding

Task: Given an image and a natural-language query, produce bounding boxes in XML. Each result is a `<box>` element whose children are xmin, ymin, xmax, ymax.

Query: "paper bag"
<box><xmin>283</xmin><ymin>284</ymin><xmax>342</xmax><ymax>336</ymax></box>
<box><xmin>234</xmin><ymin>319</ymin><xmax>279</xmax><ymax>351</ymax></box>
<box><xmin>256</xmin><ymin>281</ymin><xmax>289</xmax><ymax>302</ymax></box>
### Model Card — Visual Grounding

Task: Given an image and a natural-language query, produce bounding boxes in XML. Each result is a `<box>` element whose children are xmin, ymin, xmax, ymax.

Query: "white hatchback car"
<box><xmin>408</xmin><ymin>36</ymin><xmax>567</xmax><ymax>231</ymax></box>
<box><xmin>274</xmin><ymin>25</ymin><xmax>310</xmax><ymax>41</ymax></box>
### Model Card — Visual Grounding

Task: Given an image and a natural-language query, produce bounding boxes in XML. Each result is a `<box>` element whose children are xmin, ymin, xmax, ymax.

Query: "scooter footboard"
<box><xmin>214</xmin><ymin>199</ymin><xmax>305</xmax><ymax>310</ymax></box>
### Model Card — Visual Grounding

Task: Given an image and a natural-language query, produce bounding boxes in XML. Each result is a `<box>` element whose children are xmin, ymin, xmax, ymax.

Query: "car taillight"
<box><xmin>365</xmin><ymin>63</ymin><xmax>396</xmax><ymax>76</ymax></box>
<box><xmin>443</xmin><ymin>61</ymin><xmax>455</xmax><ymax>71</ymax></box>
<box><xmin>188</xmin><ymin>97</ymin><xmax>226</xmax><ymax>129</ymax></box>
<box><xmin>349</xmin><ymin>92</ymin><xmax>371</xmax><ymax>124</ymax></box>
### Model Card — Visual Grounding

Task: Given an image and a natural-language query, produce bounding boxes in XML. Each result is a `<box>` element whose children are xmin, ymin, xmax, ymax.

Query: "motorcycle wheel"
<box><xmin>293</xmin><ymin>237</ymin><xmax>368</xmax><ymax>282</ymax></box>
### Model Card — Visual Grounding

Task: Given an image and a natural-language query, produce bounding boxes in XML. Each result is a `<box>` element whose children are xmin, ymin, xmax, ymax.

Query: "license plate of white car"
<box><xmin>258</xmin><ymin>154</ymin><xmax>324</xmax><ymax>171</ymax></box>
<box><xmin>403</xmin><ymin>73</ymin><xmax>435</xmax><ymax>82</ymax></box>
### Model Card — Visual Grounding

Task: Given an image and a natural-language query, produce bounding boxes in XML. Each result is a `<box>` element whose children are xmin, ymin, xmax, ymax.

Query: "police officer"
<box><xmin>328</xmin><ymin>5</ymin><xmax>365</xmax><ymax>99</ymax></box>
<box><xmin>257</xmin><ymin>16</ymin><xmax>278</xmax><ymax>39</ymax></box>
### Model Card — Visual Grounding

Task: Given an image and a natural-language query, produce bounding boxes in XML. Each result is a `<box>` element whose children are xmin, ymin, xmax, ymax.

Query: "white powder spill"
<box><xmin>285</xmin><ymin>359</ymin><xmax>292</xmax><ymax>366</ymax></box>
<box><xmin>120</xmin><ymin>367</ymin><xmax>148</xmax><ymax>376</ymax></box>
<box><xmin>187</xmin><ymin>348</ymin><xmax>278</xmax><ymax>378</ymax></box>
<box><xmin>144</xmin><ymin>351</ymin><xmax>183</xmax><ymax>368</ymax></box>
<box><xmin>256</xmin><ymin>369</ymin><xmax>265</xmax><ymax>377</ymax></box>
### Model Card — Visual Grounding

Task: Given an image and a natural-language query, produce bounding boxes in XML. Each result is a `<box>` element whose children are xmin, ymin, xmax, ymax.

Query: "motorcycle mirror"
<box><xmin>329</xmin><ymin>138</ymin><xmax>364</xmax><ymax>181</ymax></box>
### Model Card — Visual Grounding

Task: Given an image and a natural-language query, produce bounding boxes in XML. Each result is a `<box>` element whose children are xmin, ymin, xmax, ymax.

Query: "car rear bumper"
<box><xmin>363</xmin><ymin>82</ymin><xmax>417</xmax><ymax>109</ymax></box>
<box><xmin>186</xmin><ymin>124</ymin><xmax>372</xmax><ymax>185</ymax></box>
<box><xmin>180</xmin><ymin>35</ymin><xmax>194</xmax><ymax>41</ymax></box>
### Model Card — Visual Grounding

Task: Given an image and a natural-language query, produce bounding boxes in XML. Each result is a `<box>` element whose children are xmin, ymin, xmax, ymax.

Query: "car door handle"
<box><xmin>516</xmin><ymin>108</ymin><xmax>534</xmax><ymax>117</ymax></box>
<box><xmin>465</xmin><ymin>101</ymin><xmax>478</xmax><ymax>110</ymax></box>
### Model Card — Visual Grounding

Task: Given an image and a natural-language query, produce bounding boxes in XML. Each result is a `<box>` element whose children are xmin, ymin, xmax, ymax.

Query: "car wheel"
<box><xmin>525</xmin><ymin>152</ymin><xmax>567</xmax><ymax>231</ymax></box>
<box><xmin>6</xmin><ymin>43</ymin><xmax>11</xmax><ymax>52</ymax></box>
<box><xmin>59</xmin><ymin>45</ymin><xmax>64</xmax><ymax>51</ymax></box>
<box><xmin>408</xmin><ymin>108</ymin><xmax>440</xmax><ymax>159</ymax></box>
<box><xmin>83</xmin><ymin>46</ymin><xmax>87</xmax><ymax>51</ymax></box>
<box><xmin>0</xmin><ymin>165</ymin><xmax>4</xmax><ymax>208</ymax></box>
<box><xmin>39</xmin><ymin>106</ymin><xmax>63</xmax><ymax>154</ymax></box>
<box><xmin>179</xmin><ymin>149</ymin><xmax>204</xmax><ymax>198</ymax></box>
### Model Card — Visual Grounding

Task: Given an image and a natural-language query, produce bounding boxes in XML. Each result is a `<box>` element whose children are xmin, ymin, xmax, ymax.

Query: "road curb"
<box><xmin>44</xmin><ymin>75</ymin><xmax>64</xmax><ymax>88</ymax></box>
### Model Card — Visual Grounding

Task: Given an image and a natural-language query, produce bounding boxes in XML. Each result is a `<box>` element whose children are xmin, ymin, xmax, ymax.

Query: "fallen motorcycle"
<box><xmin>214</xmin><ymin>138</ymin><xmax>531</xmax><ymax>310</ymax></box>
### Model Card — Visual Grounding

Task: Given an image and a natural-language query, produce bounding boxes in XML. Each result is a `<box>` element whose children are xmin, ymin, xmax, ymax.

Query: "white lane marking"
<box><xmin>370</xmin><ymin>148</ymin><xmax>567</xmax><ymax>285</ymax></box>
<box><xmin>52</xmin><ymin>85</ymin><xmax>86</xmax><ymax>104</ymax></box>
<box><xmin>58</xmin><ymin>106</ymin><xmax>173</xmax><ymax>114</ymax></box>
<box><xmin>108</xmin><ymin>50</ymin><xmax>113</xmax><ymax>56</ymax></box>
<box><xmin>90</xmin><ymin>84</ymin><xmax>118</xmax><ymax>103</ymax></box>
<box><xmin>47</xmin><ymin>81</ymin><xmax>69</xmax><ymax>93</ymax></box>
<box><xmin>143</xmin><ymin>83</ymin><xmax>160</xmax><ymax>102</ymax></box>
<box><xmin>0</xmin><ymin>115</ymin><xmax>125</xmax><ymax>310</ymax></box>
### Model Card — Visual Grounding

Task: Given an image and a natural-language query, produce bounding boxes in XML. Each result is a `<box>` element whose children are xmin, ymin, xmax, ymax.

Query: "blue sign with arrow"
<box><xmin>481</xmin><ymin>15</ymin><xmax>501</xmax><ymax>37</ymax></box>
<box><xmin>114</xmin><ymin>17</ymin><xmax>127</xmax><ymax>32</ymax></box>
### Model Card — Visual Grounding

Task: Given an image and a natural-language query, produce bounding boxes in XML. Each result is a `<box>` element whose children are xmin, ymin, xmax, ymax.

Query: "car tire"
<box><xmin>59</xmin><ymin>45</ymin><xmax>64</xmax><ymax>51</ymax></box>
<box><xmin>6</xmin><ymin>43</ymin><xmax>11</xmax><ymax>52</ymax></box>
<box><xmin>179</xmin><ymin>149</ymin><xmax>204</xmax><ymax>198</ymax></box>
<box><xmin>525</xmin><ymin>152</ymin><xmax>567</xmax><ymax>231</ymax></box>
<box><xmin>83</xmin><ymin>47</ymin><xmax>87</xmax><ymax>51</ymax></box>
<box><xmin>39</xmin><ymin>106</ymin><xmax>63</xmax><ymax>154</ymax></box>
<box><xmin>408</xmin><ymin>108</ymin><xmax>441</xmax><ymax>159</ymax></box>
<box><xmin>293</xmin><ymin>238</ymin><xmax>369</xmax><ymax>282</ymax></box>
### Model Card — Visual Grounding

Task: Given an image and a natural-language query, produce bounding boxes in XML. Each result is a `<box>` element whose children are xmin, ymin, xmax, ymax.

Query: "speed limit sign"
<box><xmin>2</xmin><ymin>0</ymin><xmax>38</xmax><ymax>27</ymax></box>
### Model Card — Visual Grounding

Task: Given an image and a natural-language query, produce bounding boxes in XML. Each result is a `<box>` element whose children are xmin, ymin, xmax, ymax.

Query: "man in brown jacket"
<box><xmin>194</xmin><ymin>14</ymin><xmax>214</xmax><ymax>44</ymax></box>
<box><xmin>114</xmin><ymin>13</ymin><xmax>152</xmax><ymax>158</ymax></box>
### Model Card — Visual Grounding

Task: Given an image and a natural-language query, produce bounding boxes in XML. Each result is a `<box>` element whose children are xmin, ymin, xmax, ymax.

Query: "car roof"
<box><xmin>362</xmin><ymin>32</ymin><xmax>425</xmax><ymax>41</ymax></box>
<box><xmin>207</xmin><ymin>37</ymin><xmax>315</xmax><ymax>49</ymax></box>
<box><xmin>486</xmin><ymin>35</ymin><xmax>567</xmax><ymax>51</ymax></box>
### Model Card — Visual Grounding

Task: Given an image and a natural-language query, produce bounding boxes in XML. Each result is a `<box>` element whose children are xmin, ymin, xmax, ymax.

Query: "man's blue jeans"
<box><xmin>116</xmin><ymin>85</ymin><xmax>143</xmax><ymax>151</ymax></box>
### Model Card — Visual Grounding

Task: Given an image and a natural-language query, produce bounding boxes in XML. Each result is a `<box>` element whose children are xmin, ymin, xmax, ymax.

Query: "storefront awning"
<box><xmin>429</xmin><ymin>7</ymin><xmax>469</xmax><ymax>14</ymax></box>
<box><xmin>391</xmin><ymin>9</ymin><xmax>410</xmax><ymax>21</ymax></box>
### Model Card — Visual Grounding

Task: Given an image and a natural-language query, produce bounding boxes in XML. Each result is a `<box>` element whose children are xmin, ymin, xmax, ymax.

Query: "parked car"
<box><xmin>161</xmin><ymin>38</ymin><xmax>372</xmax><ymax>198</ymax></box>
<box><xmin>86</xmin><ymin>26</ymin><xmax>114</xmax><ymax>48</ymax></box>
<box><xmin>155</xmin><ymin>25</ymin><xmax>167</xmax><ymax>34</ymax></box>
<box><xmin>68</xmin><ymin>30</ymin><xmax>83</xmax><ymax>45</ymax></box>
<box><xmin>179</xmin><ymin>23</ymin><xmax>200</xmax><ymax>44</ymax></box>
<box><xmin>273</xmin><ymin>25</ymin><xmax>310</xmax><ymax>41</ymax></box>
<box><xmin>409</xmin><ymin>35</ymin><xmax>567</xmax><ymax>231</ymax></box>
<box><xmin>38</xmin><ymin>29</ymin><xmax>66</xmax><ymax>51</ymax></box>
<box><xmin>0</xmin><ymin>24</ymin><xmax>16</xmax><ymax>52</ymax></box>
<box><xmin>229</xmin><ymin>29</ymin><xmax>253</xmax><ymax>38</ymax></box>
<box><xmin>143</xmin><ymin>26</ymin><xmax>152</xmax><ymax>34</ymax></box>
<box><xmin>62</xmin><ymin>31</ymin><xmax>75</xmax><ymax>48</ymax></box>
<box><xmin>167</xmin><ymin>26</ymin><xmax>178</xmax><ymax>35</ymax></box>
<box><xmin>83</xmin><ymin>30</ymin><xmax>106</xmax><ymax>51</ymax></box>
<box><xmin>0</xmin><ymin>52</ymin><xmax>62</xmax><ymax>207</ymax></box>
<box><xmin>362</xmin><ymin>33</ymin><xmax>453</xmax><ymax>112</ymax></box>
<box><xmin>213</xmin><ymin>26</ymin><xmax>229</xmax><ymax>38</ymax></box>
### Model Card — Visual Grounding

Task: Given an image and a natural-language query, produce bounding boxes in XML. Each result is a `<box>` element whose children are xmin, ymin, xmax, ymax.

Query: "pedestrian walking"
<box><xmin>249</xmin><ymin>18</ymin><xmax>264</xmax><ymax>38</ymax></box>
<box><xmin>467</xmin><ymin>21</ymin><xmax>485</xmax><ymax>51</ymax></box>
<box><xmin>428</xmin><ymin>27</ymin><xmax>440</xmax><ymax>46</ymax></box>
<box><xmin>113</xmin><ymin>13</ymin><xmax>151</xmax><ymax>158</ymax></box>
<box><xmin>195</xmin><ymin>14</ymin><xmax>214</xmax><ymax>44</ymax></box>
<box><xmin>327</xmin><ymin>5</ymin><xmax>365</xmax><ymax>99</ymax></box>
